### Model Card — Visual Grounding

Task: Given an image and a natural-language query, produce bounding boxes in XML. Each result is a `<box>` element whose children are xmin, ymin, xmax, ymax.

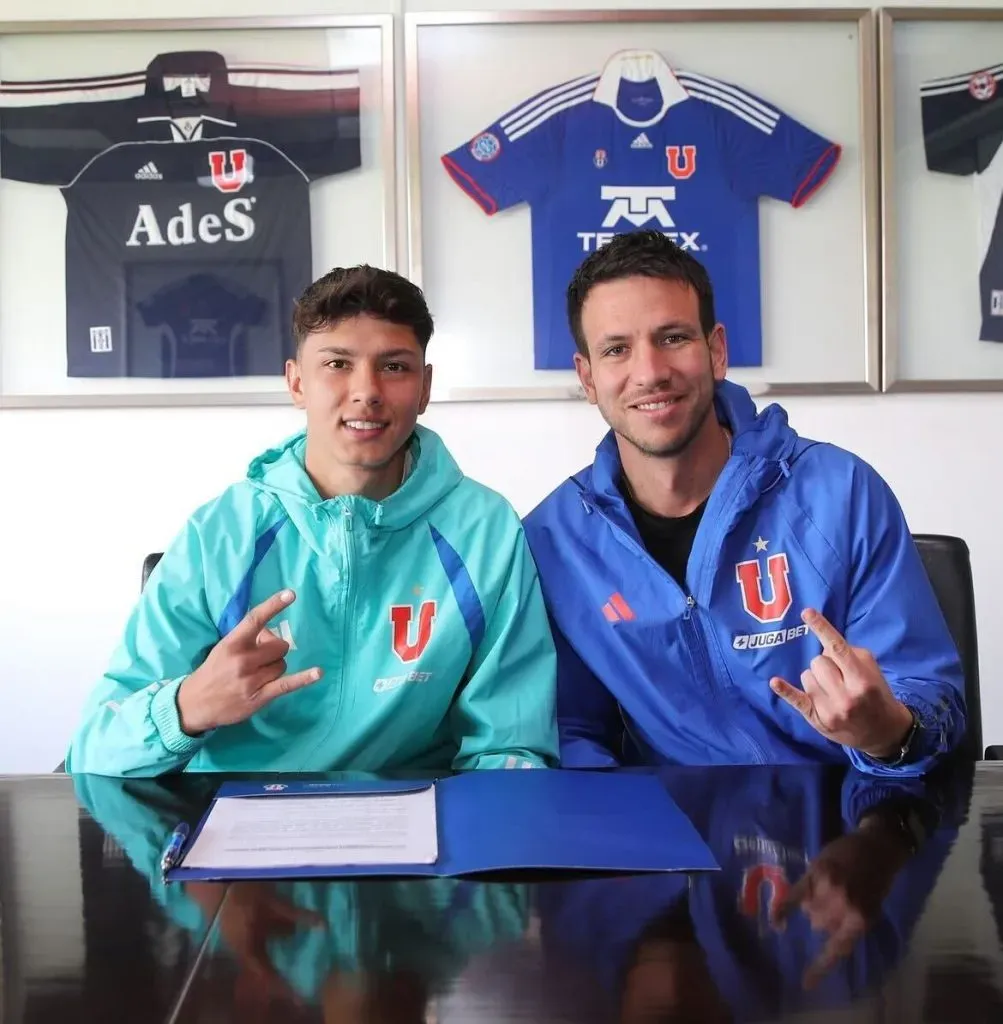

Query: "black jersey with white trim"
<box><xmin>921</xmin><ymin>62</ymin><xmax>1003</xmax><ymax>342</ymax></box>
<box><xmin>0</xmin><ymin>51</ymin><xmax>361</xmax><ymax>378</ymax></box>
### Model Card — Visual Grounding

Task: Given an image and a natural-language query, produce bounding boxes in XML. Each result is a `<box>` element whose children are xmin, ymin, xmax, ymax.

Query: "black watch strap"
<box><xmin>872</xmin><ymin>708</ymin><xmax>922</xmax><ymax>766</ymax></box>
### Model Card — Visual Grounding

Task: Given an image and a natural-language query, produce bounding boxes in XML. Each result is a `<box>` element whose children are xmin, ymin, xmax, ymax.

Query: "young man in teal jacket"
<box><xmin>66</xmin><ymin>266</ymin><xmax>559</xmax><ymax>775</ymax></box>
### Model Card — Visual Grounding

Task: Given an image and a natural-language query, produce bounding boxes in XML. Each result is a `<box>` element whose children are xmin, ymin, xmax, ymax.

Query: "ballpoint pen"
<box><xmin>160</xmin><ymin>822</ymin><xmax>190</xmax><ymax>881</ymax></box>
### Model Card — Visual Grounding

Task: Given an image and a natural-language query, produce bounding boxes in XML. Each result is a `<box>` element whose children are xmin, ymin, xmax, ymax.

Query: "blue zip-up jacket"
<box><xmin>523</xmin><ymin>380</ymin><xmax>966</xmax><ymax>776</ymax></box>
<box><xmin>537</xmin><ymin>765</ymin><xmax>962</xmax><ymax>1021</ymax></box>
<box><xmin>66</xmin><ymin>425</ymin><xmax>558</xmax><ymax>775</ymax></box>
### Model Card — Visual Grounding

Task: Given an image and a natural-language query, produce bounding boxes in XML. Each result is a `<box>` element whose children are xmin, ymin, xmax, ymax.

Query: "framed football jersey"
<box><xmin>406</xmin><ymin>9</ymin><xmax>879</xmax><ymax>401</ymax></box>
<box><xmin>881</xmin><ymin>8</ymin><xmax>1003</xmax><ymax>391</ymax></box>
<box><xmin>0</xmin><ymin>16</ymin><xmax>396</xmax><ymax>407</ymax></box>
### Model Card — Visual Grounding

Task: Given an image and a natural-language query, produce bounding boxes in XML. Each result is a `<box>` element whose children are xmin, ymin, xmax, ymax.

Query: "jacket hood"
<box><xmin>589</xmin><ymin>378</ymin><xmax>805</xmax><ymax>504</ymax></box>
<box><xmin>245</xmin><ymin>424</ymin><xmax>464</xmax><ymax>535</ymax></box>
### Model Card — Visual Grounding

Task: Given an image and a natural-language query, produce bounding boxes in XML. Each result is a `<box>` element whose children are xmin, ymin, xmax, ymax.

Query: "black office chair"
<box><xmin>912</xmin><ymin>534</ymin><xmax>1000</xmax><ymax>760</ymax></box>
<box><xmin>141</xmin><ymin>552</ymin><xmax>163</xmax><ymax>591</ymax></box>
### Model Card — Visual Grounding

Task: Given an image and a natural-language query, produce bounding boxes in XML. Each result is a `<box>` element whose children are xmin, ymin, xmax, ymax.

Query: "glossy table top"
<box><xmin>0</xmin><ymin>774</ymin><xmax>226</xmax><ymax>1024</ymax></box>
<box><xmin>2</xmin><ymin>761</ymin><xmax>1002</xmax><ymax>1023</ymax></box>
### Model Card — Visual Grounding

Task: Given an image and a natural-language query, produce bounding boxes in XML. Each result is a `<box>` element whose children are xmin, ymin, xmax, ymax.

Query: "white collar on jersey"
<box><xmin>593</xmin><ymin>49</ymin><xmax>689</xmax><ymax>127</ymax></box>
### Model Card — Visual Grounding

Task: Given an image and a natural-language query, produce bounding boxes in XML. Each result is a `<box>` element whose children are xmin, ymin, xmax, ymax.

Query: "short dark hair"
<box><xmin>292</xmin><ymin>265</ymin><xmax>434</xmax><ymax>353</ymax></box>
<box><xmin>566</xmin><ymin>230</ymin><xmax>717</xmax><ymax>357</ymax></box>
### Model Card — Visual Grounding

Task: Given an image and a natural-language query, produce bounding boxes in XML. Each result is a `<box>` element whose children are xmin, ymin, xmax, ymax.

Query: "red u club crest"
<box><xmin>739</xmin><ymin>863</ymin><xmax>791</xmax><ymax>931</ymax></box>
<box><xmin>390</xmin><ymin>601</ymin><xmax>437</xmax><ymax>663</ymax></box>
<box><xmin>735</xmin><ymin>553</ymin><xmax>793</xmax><ymax>624</ymax></box>
<box><xmin>207</xmin><ymin>149</ymin><xmax>248</xmax><ymax>193</ymax></box>
<box><xmin>666</xmin><ymin>144</ymin><xmax>697</xmax><ymax>179</ymax></box>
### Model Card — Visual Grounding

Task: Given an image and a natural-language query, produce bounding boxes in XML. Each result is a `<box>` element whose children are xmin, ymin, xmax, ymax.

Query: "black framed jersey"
<box><xmin>921</xmin><ymin>62</ymin><xmax>1003</xmax><ymax>343</ymax></box>
<box><xmin>0</xmin><ymin>50</ymin><xmax>361</xmax><ymax>378</ymax></box>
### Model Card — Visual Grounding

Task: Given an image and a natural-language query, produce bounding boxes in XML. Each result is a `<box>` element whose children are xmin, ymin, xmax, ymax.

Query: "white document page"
<box><xmin>181</xmin><ymin>788</ymin><xmax>439</xmax><ymax>870</ymax></box>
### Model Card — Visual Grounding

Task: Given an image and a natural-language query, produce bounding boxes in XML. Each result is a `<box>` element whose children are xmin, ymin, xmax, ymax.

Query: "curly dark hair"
<box><xmin>293</xmin><ymin>265</ymin><xmax>434</xmax><ymax>352</ymax></box>
<box><xmin>566</xmin><ymin>230</ymin><xmax>717</xmax><ymax>356</ymax></box>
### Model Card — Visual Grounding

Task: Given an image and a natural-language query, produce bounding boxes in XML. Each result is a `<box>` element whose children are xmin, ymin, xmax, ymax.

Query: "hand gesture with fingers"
<box><xmin>769</xmin><ymin>609</ymin><xmax>915</xmax><ymax>760</ymax></box>
<box><xmin>177</xmin><ymin>590</ymin><xmax>323</xmax><ymax>737</ymax></box>
<box><xmin>220</xmin><ymin>882</ymin><xmax>326</xmax><ymax>1017</ymax></box>
<box><xmin>771</xmin><ymin>839</ymin><xmax>869</xmax><ymax>990</ymax></box>
<box><xmin>770</xmin><ymin>814</ymin><xmax>914</xmax><ymax>989</ymax></box>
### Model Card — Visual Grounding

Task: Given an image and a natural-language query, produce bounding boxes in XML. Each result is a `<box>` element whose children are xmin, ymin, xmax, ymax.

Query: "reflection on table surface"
<box><xmin>5</xmin><ymin>760</ymin><xmax>1003</xmax><ymax>1022</ymax></box>
<box><xmin>0</xmin><ymin>774</ymin><xmax>226</xmax><ymax>1024</ymax></box>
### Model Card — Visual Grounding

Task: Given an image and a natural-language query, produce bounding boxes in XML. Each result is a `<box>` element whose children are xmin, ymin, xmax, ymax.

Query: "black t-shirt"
<box><xmin>623</xmin><ymin>483</ymin><xmax>707</xmax><ymax>589</ymax></box>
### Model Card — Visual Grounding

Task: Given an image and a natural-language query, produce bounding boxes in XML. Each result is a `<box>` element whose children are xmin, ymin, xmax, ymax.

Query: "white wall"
<box><xmin>1</xmin><ymin>0</ymin><xmax>1001</xmax><ymax>773</ymax></box>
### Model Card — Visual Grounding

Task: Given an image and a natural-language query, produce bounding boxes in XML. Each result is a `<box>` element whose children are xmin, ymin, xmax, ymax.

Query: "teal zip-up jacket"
<box><xmin>65</xmin><ymin>426</ymin><xmax>559</xmax><ymax>775</ymax></box>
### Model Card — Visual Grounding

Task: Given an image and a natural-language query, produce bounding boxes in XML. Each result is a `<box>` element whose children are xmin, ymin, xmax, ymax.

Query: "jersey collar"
<box><xmin>144</xmin><ymin>51</ymin><xmax>232</xmax><ymax>106</ymax></box>
<box><xmin>592</xmin><ymin>49</ymin><xmax>689</xmax><ymax>127</ymax></box>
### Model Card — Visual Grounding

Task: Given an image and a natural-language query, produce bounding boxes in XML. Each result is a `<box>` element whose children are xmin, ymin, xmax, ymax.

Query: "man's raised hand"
<box><xmin>769</xmin><ymin>609</ymin><xmax>914</xmax><ymax>759</ymax></box>
<box><xmin>177</xmin><ymin>590</ymin><xmax>322</xmax><ymax>736</ymax></box>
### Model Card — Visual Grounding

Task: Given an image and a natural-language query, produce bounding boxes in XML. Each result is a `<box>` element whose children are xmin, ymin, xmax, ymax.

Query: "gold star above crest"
<box><xmin>754</xmin><ymin>537</ymin><xmax>769</xmax><ymax>553</ymax></box>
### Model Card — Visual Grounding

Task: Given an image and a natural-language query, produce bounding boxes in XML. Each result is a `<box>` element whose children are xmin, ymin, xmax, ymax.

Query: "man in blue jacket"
<box><xmin>523</xmin><ymin>230</ymin><xmax>966</xmax><ymax>776</ymax></box>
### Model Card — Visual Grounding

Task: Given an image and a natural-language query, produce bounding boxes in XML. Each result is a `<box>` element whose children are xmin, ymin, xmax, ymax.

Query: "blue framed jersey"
<box><xmin>442</xmin><ymin>50</ymin><xmax>840</xmax><ymax>371</ymax></box>
<box><xmin>0</xmin><ymin>50</ymin><xmax>361</xmax><ymax>379</ymax></box>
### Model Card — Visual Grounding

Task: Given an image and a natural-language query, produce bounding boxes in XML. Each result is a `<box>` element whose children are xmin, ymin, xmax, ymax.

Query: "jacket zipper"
<box><xmin>685</xmin><ymin>460</ymin><xmax>770</xmax><ymax>763</ymax></box>
<box><xmin>342</xmin><ymin>508</ymin><xmax>354</xmax><ymax>671</ymax></box>
<box><xmin>682</xmin><ymin>595</ymin><xmax>767</xmax><ymax>764</ymax></box>
<box><xmin>297</xmin><ymin>504</ymin><xmax>353</xmax><ymax>769</ymax></box>
<box><xmin>332</xmin><ymin>507</ymin><xmax>355</xmax><ymax>741</ymax></box>
<box><xmin>593</xmin><ymin>506</ymin><xmax>767</xmax><ymax>765</ymax></box>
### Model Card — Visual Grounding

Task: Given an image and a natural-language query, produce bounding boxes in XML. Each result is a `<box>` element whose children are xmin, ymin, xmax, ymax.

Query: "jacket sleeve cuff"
<box><xmin>887</xmin><ymin>692</ymin><xmax>954</xmax><ymax>764</ymax></box>
<box><xmin>558</xmin><ymin>733</ymin><xmax>622</xmax><ymax>768</ymax></box>
<box><xmin>457</xmin><ymin>752</ymin><xmax>550</xmax><ymax>770</ymax></box>
<box><xmin>841</xmin><ymin>773</ymin><xmax>930</xmax><ymax>826</ymax></box>
<box><xmin>845</xmin><ymin>695</ymin><xmax>949</xmax><ymax>777</ymax></box>
<box><xmin>150</xmin><ymin>678</ymin><xmax>207</xmax><ymax>757</ymax></box>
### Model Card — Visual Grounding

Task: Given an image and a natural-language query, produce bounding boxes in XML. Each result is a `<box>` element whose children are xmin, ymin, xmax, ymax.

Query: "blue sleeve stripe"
<box><xmin>216</xmin><ymin>516</ymin><xmax>288</xmax><ymax>636</ymax></box>
<box><xmin>430</xmin><ymin>524</ymin><xmax>486</xmax><ymax>653</ymax></box>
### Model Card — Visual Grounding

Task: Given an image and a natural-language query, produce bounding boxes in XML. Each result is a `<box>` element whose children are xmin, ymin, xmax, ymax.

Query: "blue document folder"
<box><xmin>165</xmin><ymin>769</ymin><xmax>719</xmax><ymax>882</ymax></box>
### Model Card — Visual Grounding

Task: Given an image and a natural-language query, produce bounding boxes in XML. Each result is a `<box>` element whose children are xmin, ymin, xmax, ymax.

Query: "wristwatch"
<box><xmin>873</xmin><ymin>707</ymin><xmax>922</xmax><ymax>766</ymax></box>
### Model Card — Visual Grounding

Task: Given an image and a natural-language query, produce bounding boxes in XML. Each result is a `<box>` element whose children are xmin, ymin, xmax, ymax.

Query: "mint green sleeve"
<box><xmin>64</xmin><ymin>518</ymin><xmax>220</xmax><ymax>777</ymax></box>
<box><xmin>450</xmin><ymin>527</ymin><xmax>560</xmax><ymax>770</ymax></box>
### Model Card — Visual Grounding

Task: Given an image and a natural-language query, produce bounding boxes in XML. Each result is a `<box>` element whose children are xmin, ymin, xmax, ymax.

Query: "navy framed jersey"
<box><xmin>0</xmin><ymin>49</ymin><xmax>361</xmax><ymax>380</ymax></box>
<box><xmin>881</xmin><ymin>9</ymin><xmax>1003</xmax><ymax>390</ymax></box>
<box><xmin>440</xmin><ymin>49</ymin><xmax>840</xmax><ymax>373</ymax></box>
<box><xmin>920</xmin><ymin>61</ymin><xmax>1003</xmax><ymax>344</ymax></box>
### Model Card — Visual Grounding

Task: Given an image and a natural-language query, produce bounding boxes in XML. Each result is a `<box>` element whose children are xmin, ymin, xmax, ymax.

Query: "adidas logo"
<box><xmin>134</xmin><ymin>162</ymin><xmax>163</xmax><ymax>180</ymax></box>
<box><xmin>630</xmin><ymin>132</ymin><xmax>653</xmax><ymax>149</ymax></box>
